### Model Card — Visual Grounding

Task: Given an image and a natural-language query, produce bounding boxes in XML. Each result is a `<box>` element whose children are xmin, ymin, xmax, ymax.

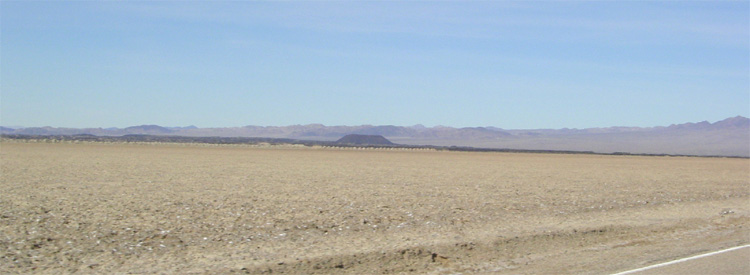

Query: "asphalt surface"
<box><xmin>617</xmin><ymin>246</ymin><xmax>750</xmax><ymax>275</ymax></box>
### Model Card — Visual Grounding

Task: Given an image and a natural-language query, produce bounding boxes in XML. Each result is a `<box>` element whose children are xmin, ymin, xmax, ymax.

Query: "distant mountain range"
<box><xmin>2</xmin><ymin>116</ymin><xmax>748</xmax><ymax>157</ymax></box>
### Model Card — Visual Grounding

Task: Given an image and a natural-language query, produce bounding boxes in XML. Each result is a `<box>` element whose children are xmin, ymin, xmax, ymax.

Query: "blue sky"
<box><xmin>1</xmin><ymin>1</ymin><xmax>748</xmax><ymax>129</ymax></box>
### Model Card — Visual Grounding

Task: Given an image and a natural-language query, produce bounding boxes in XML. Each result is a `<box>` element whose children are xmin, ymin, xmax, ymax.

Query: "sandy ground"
<box><xmin>1</xmin><ymin>141</ymin><xmax>748</xmax><ymax>274</ymax></box>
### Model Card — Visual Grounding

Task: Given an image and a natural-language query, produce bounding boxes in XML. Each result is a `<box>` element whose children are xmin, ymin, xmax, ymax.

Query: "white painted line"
<box><xmin>611</xmin><ymin>244</ymin><xmax>750</xmax><ymax>275</ymax></box>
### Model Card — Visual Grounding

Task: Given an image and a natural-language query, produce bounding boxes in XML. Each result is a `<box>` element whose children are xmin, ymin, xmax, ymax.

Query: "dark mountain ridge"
<box><xmin>336</xmin><ymin>134</ymin><xmax>394</xmax><ymax>145</ymax></box>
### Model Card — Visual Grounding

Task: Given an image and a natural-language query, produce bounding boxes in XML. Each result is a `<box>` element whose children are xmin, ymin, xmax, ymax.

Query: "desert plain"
<box><xmin>1</xmin><ymin>141</ymin><xmax>748</xmax><ymax>274</ymax></box>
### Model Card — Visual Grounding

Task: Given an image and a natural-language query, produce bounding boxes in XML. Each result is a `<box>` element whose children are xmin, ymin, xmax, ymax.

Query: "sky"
<box><xmin>1</xmin><ymin>1</ymin><xmax>748</xmax><ymax>129</ymax></box>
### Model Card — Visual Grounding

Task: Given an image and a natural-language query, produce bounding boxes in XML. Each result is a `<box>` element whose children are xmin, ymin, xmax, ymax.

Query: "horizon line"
<box><xmin>2</xmin><ymin>115</ymin><xmax>747</xmax><ymax>131</ymax></box>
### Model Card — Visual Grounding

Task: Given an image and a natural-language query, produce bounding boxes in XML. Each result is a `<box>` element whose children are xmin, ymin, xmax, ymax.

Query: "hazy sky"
<box><xmin>2</xmin><ymin>1</ymin><xmax>748</xmax><ymax>129</ymax></box>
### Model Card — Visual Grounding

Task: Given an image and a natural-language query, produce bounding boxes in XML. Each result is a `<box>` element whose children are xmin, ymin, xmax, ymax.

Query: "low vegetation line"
<box><xmin>1</xmin><ymin>134</ymin><xmax>746</xmax><ymax>158</ymax></box>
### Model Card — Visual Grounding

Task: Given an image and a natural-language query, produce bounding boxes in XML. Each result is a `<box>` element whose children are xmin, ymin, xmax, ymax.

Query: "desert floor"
<box><xmin>1</xmin><ymin>141</ymin><xmax>748</xmax><ymax>274</ymax></box>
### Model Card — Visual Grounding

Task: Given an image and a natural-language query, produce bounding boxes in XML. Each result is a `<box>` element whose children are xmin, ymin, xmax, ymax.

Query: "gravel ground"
<box><xmin>1</xmin><ymin>141</ymin><xmax>748</xmax><ymax>273</ymax></box>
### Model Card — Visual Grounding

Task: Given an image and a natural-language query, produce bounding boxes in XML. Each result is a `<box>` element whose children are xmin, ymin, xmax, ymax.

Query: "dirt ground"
<box><xmin>1</xmin><ymin>141</ymin><xmax>748</xmax><ymax>274</ymax></box>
